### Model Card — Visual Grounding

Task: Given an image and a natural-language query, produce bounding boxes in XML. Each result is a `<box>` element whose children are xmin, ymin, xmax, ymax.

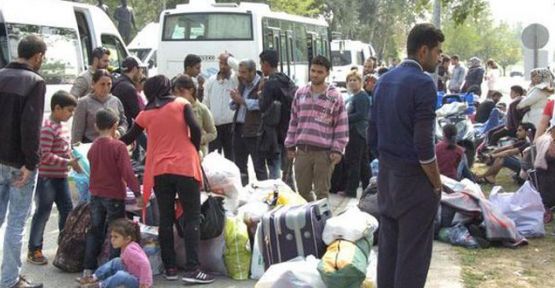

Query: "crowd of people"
<box><xmin>1</xmin><ymin>20</ymin><xmax>555</xmax><ymax>288</ymax></box>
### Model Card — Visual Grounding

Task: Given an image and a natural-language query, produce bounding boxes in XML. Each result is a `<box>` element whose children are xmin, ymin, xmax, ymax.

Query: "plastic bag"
<box><xmin>489</xmin><ymin>181</ymin><xmax>545</xmax><ymax>238</ymax></box>
<box><xmin>69</xmin><ymin>170</ymin><xmax>90</xmax><ymax>203</ymax></box>
<box><xmin>245</xmin><ymin>180</ymin><xmax>307</xmax><ymax>207</ymax></box>
<box><xmin>438</xmin><ymin>223</ymin><xmax>479</xmax><ymax>248</ymax></box>
<box><xmin>255</xmin><ymin>255</ymin><xmax>326</xmax><ymax>288</ymax></box>
<box><xmin>139</xmin><ymin>224</ymin><xmax>164</xmax><ymax>276</ymax></box>
<box><xmin>250</xmin><ymin>224</ymin><xmax>265</xmax><ymax>280</ymax></box>
<box><xmin>202</xmin><ymin>152</ymin><xmax>242</xmax><ymax>198</ymax></box>
<box><xmin>323</xmin><ymin>207</ymin><xmax>379</xmax><ymax>245</ymax></box>
<box><xmin>173</xmin><ymin>228</ymin><xmax>227</xmax><ymax>275</ymax></box>
<box><xmin>199</xmin><ymin>196</ymin><xmax>226</xmax><ymax>240</ymax></box>
<box><xmin>224</xmin><ymin>217</ymin><xmax>251</xmax><ymax>280</ymax></box>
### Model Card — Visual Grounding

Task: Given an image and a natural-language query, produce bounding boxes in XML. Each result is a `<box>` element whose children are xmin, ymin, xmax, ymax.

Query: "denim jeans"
<box><xmin>95</xmin><ymin>257</ymin><xmax>139</xmax><ymax>288</ymax></box>
<box><xmin>28</xmin><ymin>177</ymin><xmax>73</xmax><ymax>251</ymax></box>
<box><xmin>154</xmin><ymin>174</ymin><xmax>200</xmax><ymax>272</ymax></box>
<box><xmin>0</xmin><ymin>164</ymin><xmax>38</xmax><ymax>288</ymax></box>
<box><xmin>84</xmin><ymin>196</ymin><xmax>125</xmax><ymax>270</ymax></box>
<box><xmin>259</xmin><ymin>149</ymin><xmax>281</xmax><ymax>180</ymax></box>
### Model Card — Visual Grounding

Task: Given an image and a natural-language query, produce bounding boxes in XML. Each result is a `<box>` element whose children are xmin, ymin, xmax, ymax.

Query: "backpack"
<box><xmin>53</xmin><ymin>202</ymin><xmax>91</xmax><ymax>272</ymax></box>
<box><xmin>276</xmin><ymin>75</ymin><xmax>297</xmax><ymax>142</ymax></box>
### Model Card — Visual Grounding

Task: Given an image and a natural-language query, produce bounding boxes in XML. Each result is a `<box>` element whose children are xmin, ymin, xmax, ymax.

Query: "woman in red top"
<box><xmin>120</xmin><ymin>75</ymin><xmax>215</xmax><ymax>284</ymax></box>
<box><xmin>436</xmin><ymin>124</ymin><xmax>465</xmax><ymax>180</ymax></box>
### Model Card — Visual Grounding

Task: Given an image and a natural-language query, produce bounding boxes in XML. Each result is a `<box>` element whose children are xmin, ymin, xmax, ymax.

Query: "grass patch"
<box><xmin>456</xmin><ymin>164</ymin><xmax>555</xmax><ymax>288</ymax></box>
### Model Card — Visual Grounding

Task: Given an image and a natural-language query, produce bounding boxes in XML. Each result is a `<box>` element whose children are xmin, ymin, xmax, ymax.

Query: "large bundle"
<box><xmin>318</xmin><ymin>235</ymin><xmax>373</xmax><ymax>288</ymax></box>
<box><xmin>53</xmin><ymin>202</ymin><xmax>91</xmax><ymax>272</ymax></box>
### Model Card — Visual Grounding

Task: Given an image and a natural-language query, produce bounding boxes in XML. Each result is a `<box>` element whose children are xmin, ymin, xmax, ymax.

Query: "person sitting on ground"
<box><xmin>436</xmin><ymin>124</ymin><xmax>464</xmax><ymax>180</ymax></box>
<box><xmin>79</xmin><ymin>218</ymin><xmax>152</xmax><ymax>288</ymax></box>
<box><xmin>534</xmin><ymin>124</ymin><xmax>555</xmax><ymax>223</ymax></box>
<box><xmin>476</xmin><ymin>122</ymin><xmax>536</xmax><ymax>184</ymax></box>
<box><xmin>475</xmin><ymin>90</ymin><xmax>502</xmax><ymax>124</ymax></box>
<box><xmin>488</xmin><ymin>85</ymin><xmax>526</xmax><ymax>146</ymax></box>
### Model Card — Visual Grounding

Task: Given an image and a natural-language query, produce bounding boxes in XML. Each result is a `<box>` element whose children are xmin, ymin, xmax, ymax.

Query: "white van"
<box><xmin>330</xmin><ymin>40</ymin><xmax>375</xmax><ymax>87</ymax></box>
<box><xmin>0</xmin><ymin>0</ymin><xmax>130</xmax><ymax>113</ymax></box>
<box><xmin>128</xmin><ymin>22</ymin><xmax>159</xmax><ymax>76</ymax></box>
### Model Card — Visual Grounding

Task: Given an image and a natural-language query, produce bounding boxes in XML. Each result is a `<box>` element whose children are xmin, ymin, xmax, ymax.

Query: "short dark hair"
<box><xmin>311</xmin><ymin>55</ymin><xmax>331</xmax><ymax>71</ymax></box>
<box><xmin>442</xmin><ymin>123</ymin><xmax>458</xmax><ymax>149</ymax></box>
<box><xmin>489</xmin><ymin>90</ymin><xmax>502</xmax><ymax>99</ymax></box>
<box><xmin>92</xmin><ymin>69</ymin><xmax>112</xmax><ymax>83</ymax></box>
<box><xmin>259</xmin><ymin>49</ymin><xmax>279</xmax><ymax>68</ymax></box>
<box><xmin>50</xmin><ymin>90</ymin><xmax>77</xmax><ymax>111</ymax></box>
<box><xmin>183</xmin><ymin>54</ymin><xmax>201</xmax><ymax>70</ymax></box>
<box><xmin>406</xmin><ymin>23</ymin><xmax>445</xmax><ymax>57</ymax></box>
<box><xmin>510</xmin><ymin>85</ymin><xmax>525</xmax><ymax>96</ymax></box>
<box><xmin>171</xmin><ymin>73</ymin><xmax>196</xmax><ymax>99</ymax></box>
<box><xmin>451</xmin><ymin>55</ymin><xmax>459</xmax><ymax>61</ymax></box>
<box><xmin>91</xmin><ymin>46</ymin><xmax>110</xmax><ymax>64</ymax></box>
<box><xmin>519</xmin><ymin>122</ymin><xmax>536</xmax><ymax>139</ymax></box>
<box><xmin>17</xmin><ymin>35</ymin><xmax>47</xmax><ymax>60</ymax></box>
<box><xmin>95</xmin><ymin>109</ymin><xmax>119</xmax><ymax>130</ymax></box>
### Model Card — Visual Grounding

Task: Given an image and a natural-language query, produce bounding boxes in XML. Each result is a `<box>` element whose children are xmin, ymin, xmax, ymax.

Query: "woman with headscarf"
<box><xmin>517</xmin><ymin>67</ymin><xmax>554</xmax><ymax>129</ymax></box>
<box><xmin>120</xmin><ymin>75</ymin><xmax>215</xmax><ymax>284</ymax></box>
<box><xmin>461</xmin><ymin>57</ymin><xmax>485</xmax><ymax>97</ymax></box>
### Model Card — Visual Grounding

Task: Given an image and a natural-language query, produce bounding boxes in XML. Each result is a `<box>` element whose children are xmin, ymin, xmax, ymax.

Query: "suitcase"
<box><xmin>261</xmin><ymin>199</ymin><xmax>331</xmax><ymax>269</ymax></box>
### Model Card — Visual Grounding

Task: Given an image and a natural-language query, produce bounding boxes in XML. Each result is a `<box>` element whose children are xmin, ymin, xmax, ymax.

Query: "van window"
<box><xmin>0</xmin><ymin>23</ymin><xmax>8</xmax><ymax>68</ymax></box>
<box><xmin>4</xmin><ymin>23</ymin><xmax>81</xmax><ymax>84</ymax></box>
<box><xmin>129</xmin><ymin>48</ymin><xmax>151</xmax><ymax>63</ymax></box>
<box><xmin>101</xmin><ymin>34</ymin><xmax>127</xmax><ymax>68</ymax></box>
<box><xmin>331</xmin><ymin>50</ymin><xmax>351</xmax><ymax>66</ymax></box>
<box><xmin>75</xmin><ymin>11</ymin><xmax>93</xmax><ymax>68</ymax></box>
<box><xmin>163</xmin><ymin>13</ymin><xmax>252</xmax><ymax>41</ymax></box>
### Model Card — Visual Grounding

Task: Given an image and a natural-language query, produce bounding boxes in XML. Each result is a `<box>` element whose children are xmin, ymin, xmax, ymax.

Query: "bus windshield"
<box><xmin>162</xmin><ymin>12</ymin><xmax>252</xmax><ymax>41</ymax></box>
<box><xmin>3</xmin><ymin>23</ymin><xmax>81</xmax><ymax>84</ymax></box>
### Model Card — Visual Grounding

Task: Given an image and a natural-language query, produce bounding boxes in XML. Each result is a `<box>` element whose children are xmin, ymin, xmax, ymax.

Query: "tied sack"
<box><xmin>318</xmin><ymin>235</ymin><xmax>373</xmax><ymax>288</ymax></box>
<box><xmin>224</xmin><ymin>217</ymin><xmax>252</xmax><ymax>280</ymax></box>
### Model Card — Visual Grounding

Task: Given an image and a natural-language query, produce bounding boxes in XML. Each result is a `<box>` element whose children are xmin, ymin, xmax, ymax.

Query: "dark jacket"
<box><xmin>346</xmin><ymin>90</ymin><xmax>370</xmax><ymax>140</ymax></box>
<box><xmin>462</xmin><ymin>66</ymin><xmax>485</xmax><ymax>95</ymax></box>
<box><xmin>237</xmin><ymin>74</ymin><xmax>262</xmax><ymax>138</ymax></box>
<box><xmin>112</xmin><ymin>74</ymin><xmax>140</xmax><ymax>128</ymax></box>
<box><xmin>0</xmin><ymin>62</ymin><xmax>46</xmax><ymax>170</ymax></box>
<box><xmin>475</xmin><ymin>99</ymin><xmax>496</xmax><ymax>124</ymax></box>
<box><xmin>258</xmin><ymin>72</ymin><xmax>293</xmax><ymax>153</ymax></box>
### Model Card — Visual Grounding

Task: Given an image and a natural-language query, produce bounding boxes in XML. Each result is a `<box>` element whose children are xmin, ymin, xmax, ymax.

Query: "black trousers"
<box><xmin>154</xmin><ymin>174</ymin><xmax>201</xmax><ymax>272</ymax></box>
<box><xmin>232</xmin><ymin>124</ymin><xmax>266</xmax><ymax>185</ymax></box>
<box><xmin>488</xmin><ymin>127</ymin><xmax>515</xmax><ymax>146</ymax></box>
<box><xmin>331</xmin><ymin>132</ymin><xmax>367</xmax><ymax>197</ymax></box>
<box><xmin>209</xmin><ymin>123</ymin><xmax>234</xmax><ymax>161</ymax></box>
<box><xmin>377</xmin><ymin>159</ymin><xmax>440</xmax><ymax>288</ymax></box>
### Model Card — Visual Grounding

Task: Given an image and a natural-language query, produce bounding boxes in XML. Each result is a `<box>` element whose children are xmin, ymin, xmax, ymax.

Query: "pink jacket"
<box><xmin>122</xmin><ymin>242</ymin><xmax>152</xmax><ymax>286</ymax></box>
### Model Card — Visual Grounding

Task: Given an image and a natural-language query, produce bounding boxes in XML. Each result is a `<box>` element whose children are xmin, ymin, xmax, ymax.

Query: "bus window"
<box><xmin>5</xmin><ymin>23</ymin><xmax>81</xmax><ymax>84</ymax></box>
<box><xmin>101</xmin><ymin>34</ymin><xmax>127</xmax><ymax>68</ymax></box>
<box><xmin>163</xmin><ymin>13</ymin><xmax>252</xmax><ymax>41</ymax></box>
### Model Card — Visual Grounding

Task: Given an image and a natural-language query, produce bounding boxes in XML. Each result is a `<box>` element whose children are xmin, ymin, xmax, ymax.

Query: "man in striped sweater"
<box><xmin>27</xmin><ymin>91</ymin><xmax>82</xmax><ymax>265</ymax></box>
<box><xmin>285</xmin><ymin>56</ymin><xmax>349</xmax><ymax>201</ymax></box>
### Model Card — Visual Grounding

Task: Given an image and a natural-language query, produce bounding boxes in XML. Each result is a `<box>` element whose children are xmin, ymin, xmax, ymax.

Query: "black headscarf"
<box><xmin>144</xmin><ymin>75</ymin><xmax>175</xmax><ymax>110</ymax></box>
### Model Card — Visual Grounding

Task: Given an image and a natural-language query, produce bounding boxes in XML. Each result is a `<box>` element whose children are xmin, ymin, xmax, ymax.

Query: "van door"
<box><xmin>74</xmin><ymin>10</ymin><xmax>93</xmax><ymax>69</ymax></box>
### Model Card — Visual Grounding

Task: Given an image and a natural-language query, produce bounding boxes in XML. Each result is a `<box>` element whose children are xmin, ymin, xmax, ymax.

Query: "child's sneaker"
<box><xmin>182</xmin><ymin>269</ymin><xmax>215</xmax><ymax>284</ymax></box>
<box><xmin>26</xmin><ymin>250</ymin><xmax>47</xmax><ymax>265</ymax></box>
<box><xmin>164</xmin><ymin>268</ymin><xmax>178</xmax><ymax>281</ymax></box>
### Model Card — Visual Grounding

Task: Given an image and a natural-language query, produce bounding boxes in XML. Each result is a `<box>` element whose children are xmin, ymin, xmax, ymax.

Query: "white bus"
<box><xmin>330</xmin><ymin>39</ymin><xmax>375</xmax><ymax>87</ymax></box>
<box><xmin>157</xmin><ymin>0</ymin><xmax>331</xmax><ymax>85</ymax></box>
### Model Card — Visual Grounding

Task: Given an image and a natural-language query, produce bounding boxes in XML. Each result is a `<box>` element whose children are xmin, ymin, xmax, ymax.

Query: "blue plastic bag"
<box><xmin>70</xmin><ymin>147</ymin><xmax>91</xmax><ymax>203</ymax></box>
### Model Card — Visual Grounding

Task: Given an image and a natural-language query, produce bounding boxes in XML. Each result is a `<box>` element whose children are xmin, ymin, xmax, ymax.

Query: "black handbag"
<box><xmin>199</xmin><ymin>167</ymin><xmax>226</xmax><ymax>240</ymax></box>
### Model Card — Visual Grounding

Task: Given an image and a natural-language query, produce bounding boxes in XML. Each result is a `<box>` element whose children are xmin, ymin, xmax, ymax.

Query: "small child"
<box><xmin>80</xmin><ymin>109</ymin><xmax>143</xmax><ymax>282</ymax></box>
<box><xmin>436</xmin><ymin>124</ymin><xmax>465</xmax><ymax>180</ymax></box>
<box><xmin>80</xmin><ymin>218</ymin><xmax>152</xmax><ymax>288</ymax></box>
<box><xmin>27</xmin><ymin>90</ymin><xmax>81</xmax><ymax>265</ymax></box>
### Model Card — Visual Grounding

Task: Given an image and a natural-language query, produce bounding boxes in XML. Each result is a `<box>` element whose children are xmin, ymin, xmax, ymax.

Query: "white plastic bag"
<box><xmin>489</xmin><ymin>181</ymin><xmax>546</xmax><ymax>237</ymax></box>
<box><xmin>250</xmin><ymin>224</ymin><xmax>265</xmax><ymax>280</ymax></box>
<box><xmin>202</xmin><ymin>152</ymin><xmax>242</xmax><ymax>198</ymax></box>
<box><xmin>322</xmin><ymin>207</ymin><xmax>379</xmax><ymax>245</ymax></box>
<box><xmin>255</xmin><ymin>255</ymin><xmax>326</xmax><ymax>288</ymax></box>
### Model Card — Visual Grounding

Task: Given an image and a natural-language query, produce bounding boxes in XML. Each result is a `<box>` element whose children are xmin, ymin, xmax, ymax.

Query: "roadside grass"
<box><xmin>456</xmin><ymin>164</ymin><xmax>555</xmax><ymax>288</ymax></box>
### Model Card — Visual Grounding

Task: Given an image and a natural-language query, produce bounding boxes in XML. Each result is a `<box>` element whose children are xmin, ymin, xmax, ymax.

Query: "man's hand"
<box><xmin>68</xmin><ymin>158</ymin><xmax>83</xmax><ymax>174</ymax></box>
<box><xmin>229</xmin><ymin>88</ymin><xmax>244</xmax><ymax>105</ymax></box>
<box><xmin>13</xmin><ymin>166</ymin><xmax>32</xmax><ymax>188</ymax></box>
<box><xmin>287</xmin><ymin>149</ymin><xmax>297</xmax><ymax>160</ymax></box>
<box><xmin>329</xmin><ymin>152</ymin><xmax>342</xmax><ymax>165</ymax></box>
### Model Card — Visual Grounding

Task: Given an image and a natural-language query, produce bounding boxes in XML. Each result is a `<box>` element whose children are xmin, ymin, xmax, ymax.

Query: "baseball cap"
<box><xmin>121</xmin><ymin>56</ymin><xmax>140</xmax><ymax>73</ymax></box>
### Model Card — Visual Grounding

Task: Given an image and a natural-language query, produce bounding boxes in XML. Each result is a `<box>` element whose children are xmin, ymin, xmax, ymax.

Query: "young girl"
<box><xmin>80</xmin><ymin>218</ymin><xmax>152</xmax><ymax>288</ymax></box>
<box><xmin>436</xmin><ymin>124</ymin><xmax>465</xmax><ymax>180</ymax></box>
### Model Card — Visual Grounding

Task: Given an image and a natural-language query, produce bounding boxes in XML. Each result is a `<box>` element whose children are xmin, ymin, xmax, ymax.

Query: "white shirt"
<box><xmin>203</xmin><ymin>57</ymin><xmax>239</xmax><ymax>125</ymax></box>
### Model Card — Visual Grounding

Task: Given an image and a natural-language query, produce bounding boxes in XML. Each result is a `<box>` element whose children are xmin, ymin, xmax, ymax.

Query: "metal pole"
<box><xmin>433</xmin><ymin>0</ymin><xmax>441</xmax><ymax>28</ymax></box>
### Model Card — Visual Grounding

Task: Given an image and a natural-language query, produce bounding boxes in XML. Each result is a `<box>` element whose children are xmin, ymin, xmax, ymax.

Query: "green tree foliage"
<box><xmin>442</xmin><ymin>9</ymin><xmax>522</xmax><ymax>75</ymax></box>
